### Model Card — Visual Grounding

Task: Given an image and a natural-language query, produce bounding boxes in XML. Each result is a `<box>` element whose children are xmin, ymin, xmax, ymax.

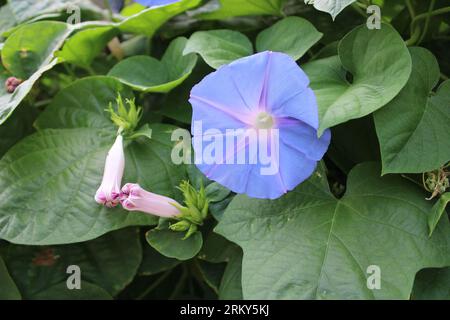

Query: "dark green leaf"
<box><xmin>216</xmin><ymin>162</ymin><xmax>450</xmax><ymax>299</ymax></box>
<box><xmin>2</xmin><ymin>228</ymin><xmax>141</xmax><ymax>298</ymax></box>
<box><xmin>304</xmin><ymin>24</ymin><xmax>411</xmax><ymax>135</ymax></box>
<box><xmin>374</xmin><ymin>47</ymin><xmax>450</xmax><ymax>174</ymax></box>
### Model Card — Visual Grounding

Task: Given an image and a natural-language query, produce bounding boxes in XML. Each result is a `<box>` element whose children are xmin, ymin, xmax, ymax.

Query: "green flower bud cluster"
<box><xmin>169</xmin><ymin>181</ymin><xmax>210</xmax><ymax>239</ymax></box>
<box><xmin>424</xmin><ymin>167</ymin><xmax>449</xmax><ymax>200</ymax></box>
<box><xmin>106</xmin><ymin>93</ymin><xmax>142</xmax><ymax>134</ymax></box>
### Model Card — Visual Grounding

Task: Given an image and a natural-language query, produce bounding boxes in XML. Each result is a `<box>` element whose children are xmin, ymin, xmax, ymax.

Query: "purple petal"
<box><xmin>262</xmin><ymin>52</ymin><xmax>319</xmax><ymax>129</ymax></box>
<box><xmin>134</xmin><ymin>0</ymin><xmax>180</xmax><ymax>7</ymax></box>
<box><xmin>277</xmin><ymin>119</ymin><xmax>331</xmax><ymax>161</ymax></box>
<box><xmin>189</xmin><ymin>52</ymin><xmax>330</xmax><ymax>199</ymax></box>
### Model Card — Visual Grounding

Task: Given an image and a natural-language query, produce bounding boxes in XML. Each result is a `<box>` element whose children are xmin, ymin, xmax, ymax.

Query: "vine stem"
<box><xmin>351</xmin><ymin>3</ymin><xmax>367</xmax><ymax>18</ymax></box>
<box><xmin>406</xmin><ymin>6</ymin><xmax>450</xmax><ymax>46</ymax></box>
<box><xmin>405</xmin><ymin>0</ymin><xmax>415</xmax><ymax>18</ymax></box>
<box><xmin>417</xmin><ymin>0</ymin><xmax>436</xmax><ymax>44</ymax></box>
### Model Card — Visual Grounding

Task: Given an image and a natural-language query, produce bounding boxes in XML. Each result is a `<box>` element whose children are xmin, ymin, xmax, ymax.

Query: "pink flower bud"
<box><xmin>120</xmin><ymin>183</ymin><xmax>181</xmax><ymax>218</ymax></box>
<box><xmin>5</xmin><ymin>77</ymin><xmax>23</xmax><ymax>93</ymax></box>
<box><xmin>95</xmin><ymin>135</ymin><xmax>125</xmax><ymax>207</ymax></box>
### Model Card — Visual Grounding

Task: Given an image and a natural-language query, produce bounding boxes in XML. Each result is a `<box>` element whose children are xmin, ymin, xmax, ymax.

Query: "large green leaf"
<box><xmin>256</xmin><ymin>16</ymin><xmax>323</xmax><ymax>61</ymax></box>
<box><xmin>0</xmin><ymin>21</ymin><xmax>71</xmax><ymax>125</ymax></box>
<box><xmin>1</xmin><ymin>228</ymin><xmax>141</xmax><ymax>298</ymax></box>
<box><xmin>197</xmin><ymin>0</ymin><xmax>286</xmax><ymax>20</ymax></box>
<box><xmin>57</xmin><ymin>26</ymin><xmax>119</xmax><ymax>68</ymax></box>
<box><xmin>304</xmin><ymin>0</ymin><xmax>356</xmax><ymax>19</ymax></box>
<box><xmin>184</xmin><ymin>30</ymin><xmax>252</xmax><ymax>69</ymax></box>
<box><xmin>374</xmin><ymin>47</ymin><xmax>450</xmax><ymax>174</ymax></box>
<box><xmin>0</xmin><ymin>255</ymin><xmax>21</xmax><ymax>300</ymax></box>
<box><xmin>1</xmin><ymin>21</ymin><xmax>69</xmax><ymax>79</ymax></box>
<box><xmin>2</xmin><ymin>76</ymin><xmax>188</xmax><ymax>245</ymax></box>
<box><xmin>35</xmin><ymin>76</ymin><xmax>133</xmax><ymax>130</ymax></box>
<box><xmin>108</xmin><ymin>37</ymin><xmax>197</xmax><ymax>93</ymax></box>
<box><xmin>216</xmin><ymin>162</ymin><xmax>450</xmax><ymax>299</ymax></box>
<box><xmin>0</xmin><ymin>127</ymin><xmax>155</xmax><ymax>245</ymax></box>
<box><xmin>0</xmin><ymin>59</ymin><xmax>58</xmax><ymax>125</ymax></box>
<box><xmin>304</xmin><ymin>24</ymin><xmax>411</xmax><ymax>135</ymax></box>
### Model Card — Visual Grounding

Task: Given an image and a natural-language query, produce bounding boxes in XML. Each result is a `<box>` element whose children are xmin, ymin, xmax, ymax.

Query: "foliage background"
<box><xmin>0</xmin><ymin>0</ymin><xmax>449</xmax><ymax>300</ymax></box>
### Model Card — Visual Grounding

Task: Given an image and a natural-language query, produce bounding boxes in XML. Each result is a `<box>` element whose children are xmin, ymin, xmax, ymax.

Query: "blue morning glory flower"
<box><xmin>189</xmin><ymin>51</ymin><xmax>331</xmax><ymax>199</ymax></box>
<box><xmin>134</xmin><ymin>0</ymin><xmax>181</xmax><ymax>7</ymax></box>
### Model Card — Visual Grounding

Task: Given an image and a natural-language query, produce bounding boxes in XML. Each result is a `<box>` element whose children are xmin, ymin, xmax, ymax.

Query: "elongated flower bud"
<box><xmin>95</xmin><ymin>135</ymin><xmax>125</xmax><ymax>207</ymax></box>
<box><xmin>120</xmin><ymin>183</ymin><xmax>181</xmax><ymax>218</ymax></box>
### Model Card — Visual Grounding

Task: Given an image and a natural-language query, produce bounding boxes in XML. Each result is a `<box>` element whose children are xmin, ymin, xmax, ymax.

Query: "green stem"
<box><xmin>417</xmin><ymin>0</ymin><xmax>436</xmax><ymax>44</ymax></box>
<box><xmin>441</xmin><ymin>73</ymin><xmax>449</xmax><ymax>81</ymax></box>
<box><xmin>405</xmin><ymin>27</ymin><xmax>421</xmax><ymax>46</ymax></box>
<box><xmin>351</xmin><ymin>3</ymin><xmax>367</xmax><ymax>18</ymax></box>
<box><xmin>136</xmin><ymin>269</ymin><xmax>173</xmax><ymax>300</ymax></box>
<box><xmin>83</xmin><ymin>65</ymin><xmax>96</xmax><ymax>76</ymax></box>
<box><xmin>405</xmin><ymin>0</ymin><xmax>415</xmax><ymax>18</ymax></box>
<box><xmin>63</xmin><ymin>63</ymin><xmax>76</xmax><ymax>79</ymax></box>
<box><xmin>355</xmin><ymin>1</ymin><xmax>368</xmax><ymax>9</ymax></box>
<box><xmin>406</xmin><ymin>6</ymin><xmax>450</xmax><ymax>45</ymax></box>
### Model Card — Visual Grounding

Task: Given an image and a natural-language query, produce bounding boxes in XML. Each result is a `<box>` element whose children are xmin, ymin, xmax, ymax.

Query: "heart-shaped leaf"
<box><xmin>216</xmin><ymin>162</ymin><xmax>450</xmax><ymax>299</ymax></box>
<box><xmin>256</xmin><ymin>16</ymin><xmax>323</xmax><ymax>60</ymax></box>
<box><xmin>57</xmin><ymin>26</ymin><xmax>119</xmax><ymax>68</ymax></box>
<box><xmin>184</xmin><ymin>30</ymin><xmax>252</xmax><ymax>69</ymax></box>
<box><xmin>374</xmin><ymin>47</ymin><xmax>450</xmax><ymax>174</ymax></box>
<box><xmin>109</xmin><ymin>37</ymin><xmax>197</xmax><ymax>93</ymax></box>
<box><xmin>304</xmin><ymin>24</ymin><xmax>411</xmax><ymax>135</ymax></box>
